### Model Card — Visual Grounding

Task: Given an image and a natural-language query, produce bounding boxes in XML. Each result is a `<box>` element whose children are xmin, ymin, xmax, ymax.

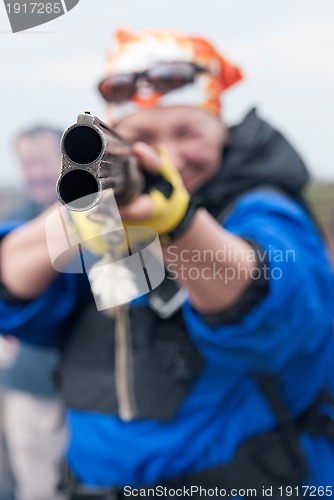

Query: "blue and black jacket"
<box><xmin>0</xmin><ymin>110</ymin><xmax>333</xmax><ymax>492</ymax></box>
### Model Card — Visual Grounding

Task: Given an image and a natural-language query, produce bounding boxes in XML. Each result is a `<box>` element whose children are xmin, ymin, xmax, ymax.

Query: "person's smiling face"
<box><xmin>115</xmin><ymin>106</ymin><xmax>226</xmax><ymax>193</ymax></box>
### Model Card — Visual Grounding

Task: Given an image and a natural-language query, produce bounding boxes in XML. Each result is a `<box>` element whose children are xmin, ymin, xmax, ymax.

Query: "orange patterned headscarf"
<box><xmin>102</xmin><ymin>29</ymin><xmax>243</xmax><ymax>124</ymax></box>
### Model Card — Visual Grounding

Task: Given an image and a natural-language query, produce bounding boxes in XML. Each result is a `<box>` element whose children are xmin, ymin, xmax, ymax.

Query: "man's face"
<box><xmin>114</xmin><ymin>106</ymin><xmax>226</xmax><ymax>193</ymax></box>
<box><xmin>16</xmin><ymin>132</ymin><xmax>61</xmax><ymax>208</ymax></box>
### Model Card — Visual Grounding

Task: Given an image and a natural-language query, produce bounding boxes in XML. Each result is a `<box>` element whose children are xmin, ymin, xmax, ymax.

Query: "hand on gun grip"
<box><xmin>120</xmin><ymin>145</ymin><xmax>197</xmax><ymax>244</ymax></box>
<box><xmin>70</xmin><ymin>145</ymin><xmax>197</xmax><ymax>256</ymax></box>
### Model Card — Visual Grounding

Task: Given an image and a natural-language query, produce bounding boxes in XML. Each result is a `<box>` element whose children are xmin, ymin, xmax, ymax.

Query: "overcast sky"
<box><xmin>0</xmin><ymin>0</ymin><xmax>333</xmax><ymax>187</ymax></box>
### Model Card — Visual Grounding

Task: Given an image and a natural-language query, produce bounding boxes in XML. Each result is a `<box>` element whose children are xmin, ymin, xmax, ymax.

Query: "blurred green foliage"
<box><xmin>306</xmin><ymin>183</ymin><xmax>334</xmax><ymax>257</ymax></box>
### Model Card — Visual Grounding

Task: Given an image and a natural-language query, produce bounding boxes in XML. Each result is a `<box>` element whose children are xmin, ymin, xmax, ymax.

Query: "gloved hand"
<box><xmin>70</xmin><ymin>144</ymin><xmax>197</xmax><ymax>256</ymax></box>
<box><xmin>121</xmin><ymin>145</ymin><xmax>196</xmax><ymax>242</ymax></box>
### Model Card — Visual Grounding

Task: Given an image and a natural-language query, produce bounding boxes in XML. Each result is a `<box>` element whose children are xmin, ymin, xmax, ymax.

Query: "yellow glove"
<box><xmin>123</xmin><ymin>147</ymin><xmax>194</xmax><ymax>243</ymax></box>
<box><xmin>70</xmin><ymin>147</ymin><xmax>196</xmax><ymax>255</ymax></box>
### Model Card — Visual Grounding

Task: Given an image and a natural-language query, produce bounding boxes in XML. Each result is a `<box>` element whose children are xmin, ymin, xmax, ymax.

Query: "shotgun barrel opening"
<box><xmin>63</xmin><ymin>126</ymin><xmax>103</xmax><ymax>165</ymax></box>
<box><xmin>58</xmin><ymin>170</ymin><xmax>100</xmax><ymax>211</ymax></box>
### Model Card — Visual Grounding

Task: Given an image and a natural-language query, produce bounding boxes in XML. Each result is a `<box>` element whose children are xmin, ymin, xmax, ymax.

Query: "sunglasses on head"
<box><xmin>98</xmin><ymin>61</ymin><xmax>206</xmax><ymax>103</ymax></box>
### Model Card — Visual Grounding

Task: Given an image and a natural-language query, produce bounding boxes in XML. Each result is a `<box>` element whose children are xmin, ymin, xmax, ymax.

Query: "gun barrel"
<box><xmin>57</xmin><ymin>168</ymin><xmax>101</xmax><ymax>211</ymax></box>
<box><xmin>57</xmin><ymin>113</ymin><xmax>144</xmax><ymax>211</ymax></box>
<box><xmin>63</xmin><ymin>125</ymin><xmax>104</xmax><ymax>165</ymax></box>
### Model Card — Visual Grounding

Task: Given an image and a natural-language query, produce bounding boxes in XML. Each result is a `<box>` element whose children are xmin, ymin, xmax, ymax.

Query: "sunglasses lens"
<box><xmin>148</xmin><ymin>62</ymin><xmax>197</xmax><ymax>93</ymax></box>
<box><xmin>99</xmin><ymin>74</ymin><xmax>136</xmax><ymax>103</ymax></box>
<box><xmin>98</xmin><ymin>63</ymin><xmax>204</xmax><ymax>103</ymax></box>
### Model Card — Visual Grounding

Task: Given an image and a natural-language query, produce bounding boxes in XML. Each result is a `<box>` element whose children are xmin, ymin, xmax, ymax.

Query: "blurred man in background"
<box><xmin>3</xmin><ymin>126</ymin><xmax>62</xmax><ymax>220</ymax></box>
<box><xmin>0</xmin><ymin>126</ymin><xmax>67</xmax><ymax>500</ymax></box>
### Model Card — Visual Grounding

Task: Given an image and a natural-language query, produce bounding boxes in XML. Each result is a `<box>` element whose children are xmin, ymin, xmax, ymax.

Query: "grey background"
<box><xmin>0</xmin><ymin>0</ymin><xmax>333</xmax><ymax>187</ymax></box>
